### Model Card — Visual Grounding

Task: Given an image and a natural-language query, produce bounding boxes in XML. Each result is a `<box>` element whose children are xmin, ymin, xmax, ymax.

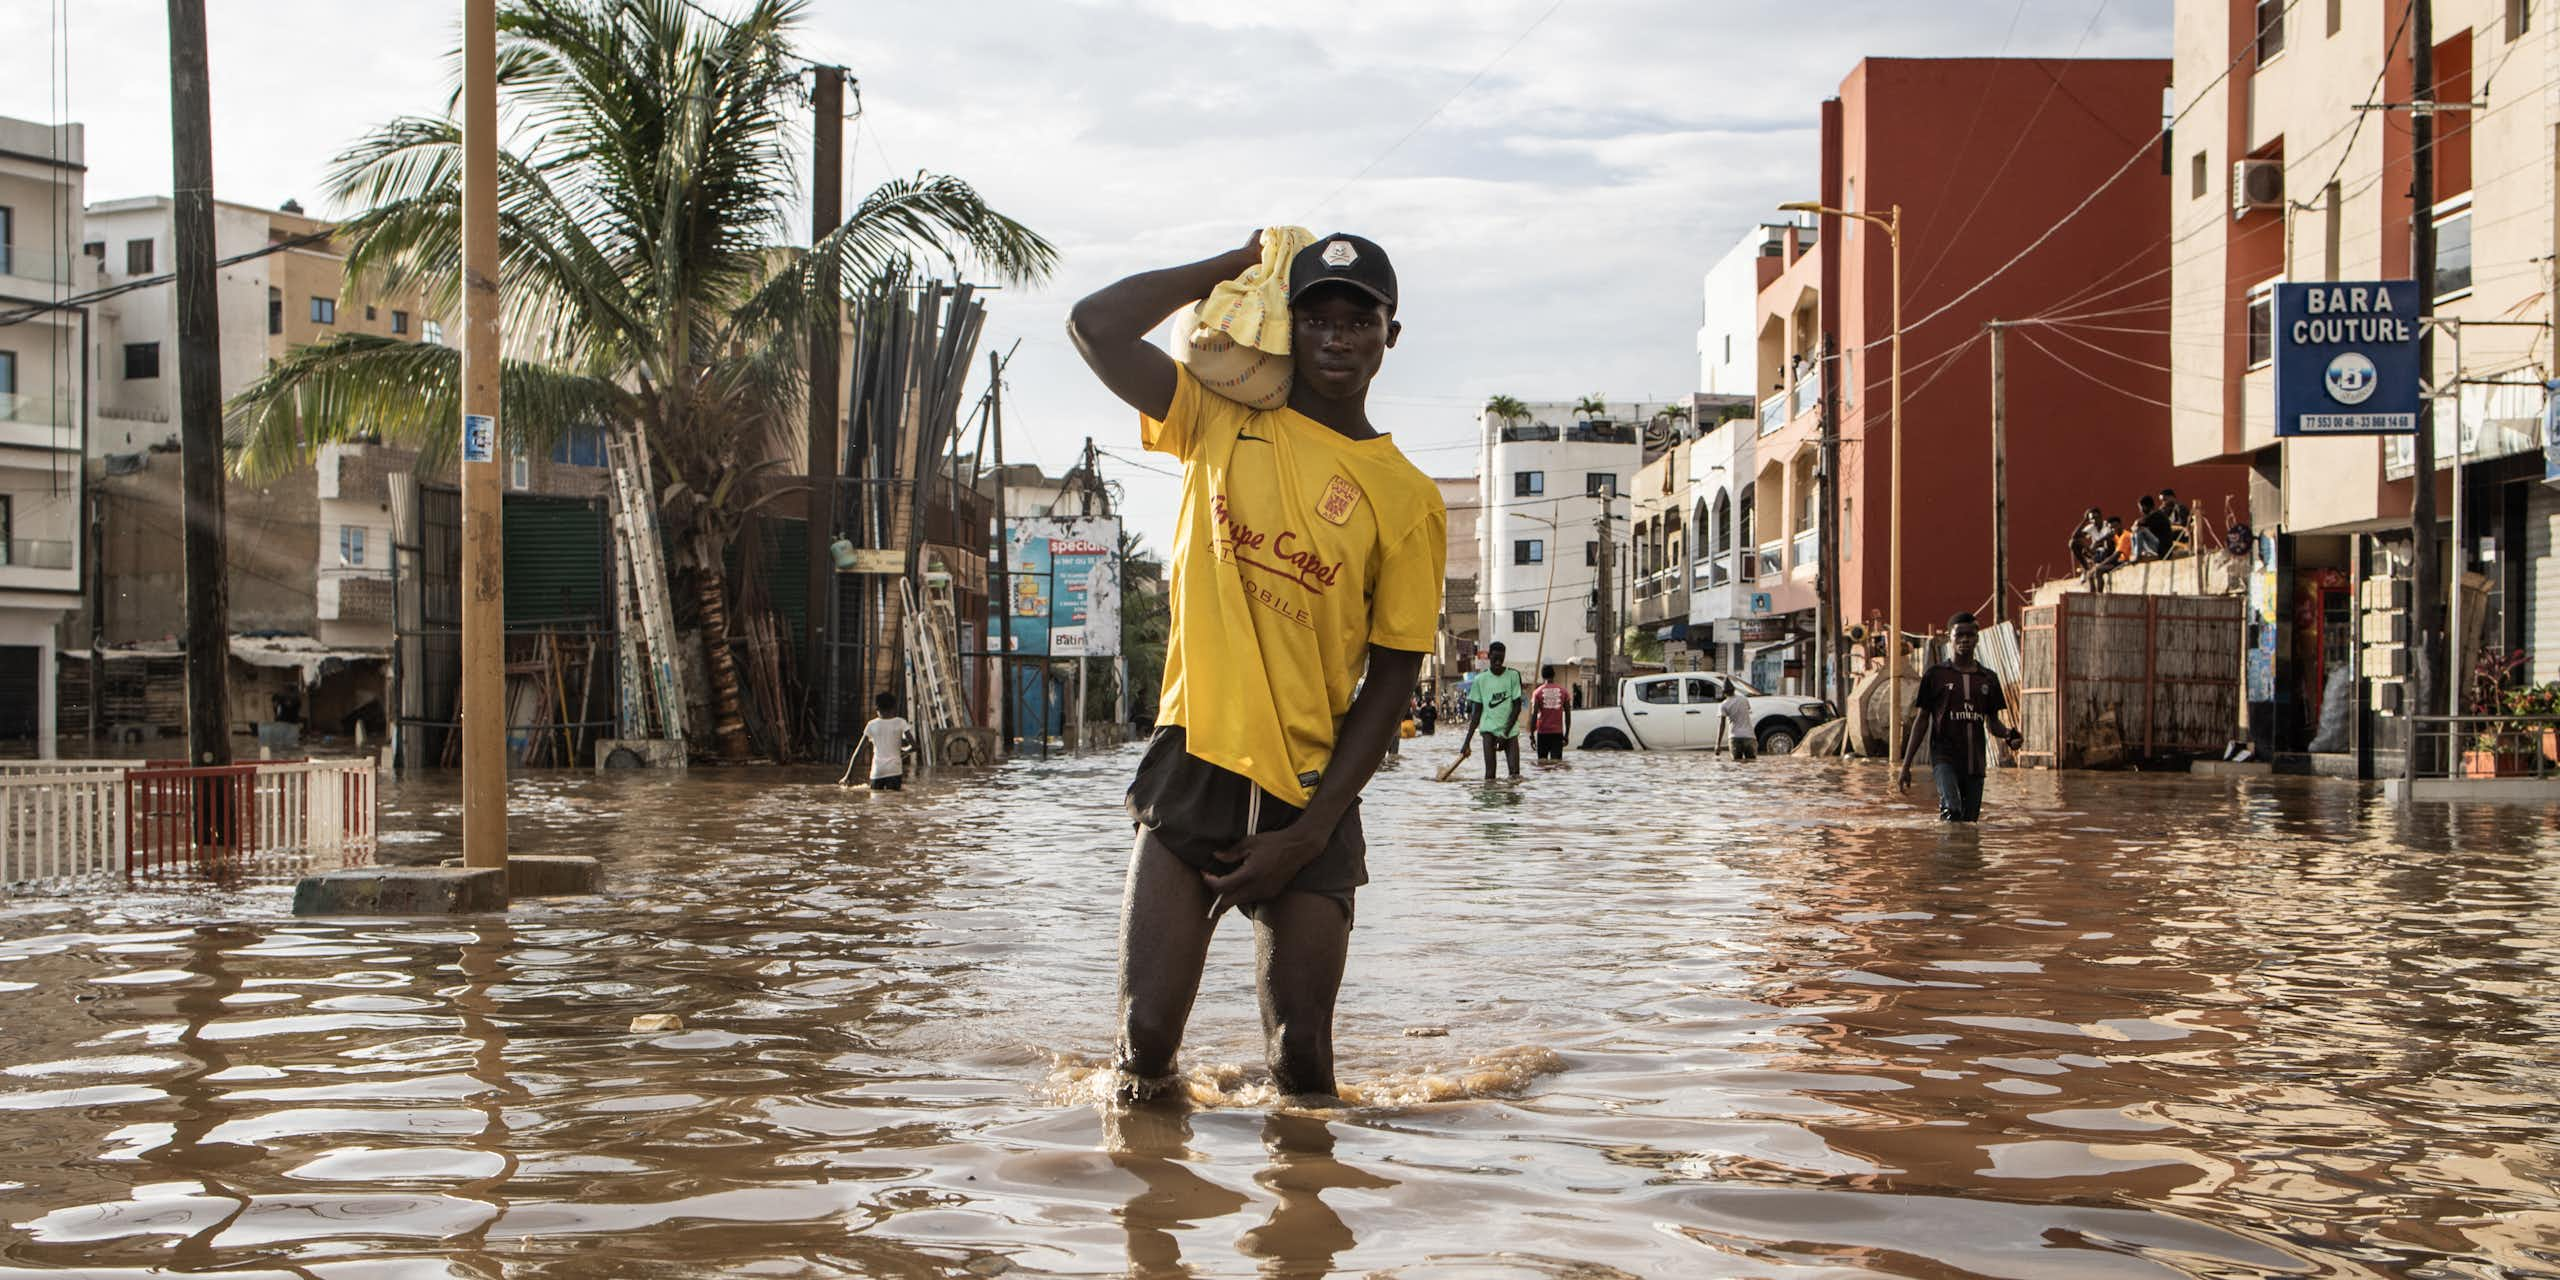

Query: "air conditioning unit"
<box><xmin>2231</xmin><ymin>158</ymin><xmax>2284</xmax><ymax>218</ymax></box>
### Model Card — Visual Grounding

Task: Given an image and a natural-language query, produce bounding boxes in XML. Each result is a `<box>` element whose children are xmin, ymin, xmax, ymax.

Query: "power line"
<box><xmin>0</xmin><ymin>229</ymin><xmax>334</xmax><ymax>328</ymax></box>
<box><xmin>1302</xmin><ymin>0</ymin><xmax>1569</xmax><ymax>219</ymax></box>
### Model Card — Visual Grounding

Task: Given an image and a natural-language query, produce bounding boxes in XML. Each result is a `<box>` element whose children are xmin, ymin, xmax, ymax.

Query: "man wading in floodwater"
<box><xmin>1897</xmin><ymin>612</ymin><xmax>2023</xmax><ymax>822</ymax></box>
<box><xmin>1069</xmin><ymin>231</ymin><xmax>1446</xmax><ymax>1104</ymax></box>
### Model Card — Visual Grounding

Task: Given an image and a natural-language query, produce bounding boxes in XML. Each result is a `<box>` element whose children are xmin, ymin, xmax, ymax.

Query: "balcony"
<box><xmin>0</xmin><ymin>244</ymin><xmax>75</xmax><ymax>287</ymax></box>
<box><xmin>0</xmin><ymin>537</ymin><xmax>74</xmax><ymax>569</ymax></box>
<box><xmin>1566</xmin><ymin>419</ymin><xmax>1634</xmax><ymax>444</ymax></box>
<box><xmin>0</xmin><ymin>393</ymin><xmax>74</xmax><ymax>449</ymax></box>
<box><xmin>1792</xmin><ymin>376</ymin><xmax>1818</xmax><ymax>419</ymax></box>
<box><xmin>1755</xmin><ymin>539</ymin><xmax>1784</xmax><ymax>580</ymax></box>
<box><xmin>1758</xmin><ymin>392</ymin><xmax>1787</xmax><ymax>437</ymax></box>
<box><xmin>1790</xmin><ymin>527</ymin><xmax>1817</xmax><ymax>575</ymax></box>
<box><xmin>1499</xmin><ymin>423</ymin><xmax>1559</xmax><ymax>443</ymax></box>
<box><xmin>1698</xmin><ymin>552</ymin><xmax>1730</xmax><ymax>590</ymax></box>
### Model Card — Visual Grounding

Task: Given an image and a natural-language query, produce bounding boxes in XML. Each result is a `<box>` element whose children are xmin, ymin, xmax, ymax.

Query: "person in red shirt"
<box><xmin>1529</xmin><ymin>665</ymin><xmax>1572</xmax><ymax>762</ymax></box>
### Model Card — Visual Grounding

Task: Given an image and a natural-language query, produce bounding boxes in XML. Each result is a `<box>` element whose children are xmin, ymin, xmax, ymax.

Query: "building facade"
<box><xmin>0</xmin><ymin>117</ymin><xmax>92</xmax><ymax>756</ymax></box>
<box><xmin>1475</xmin><ymin>398</ymin><xmax>1669</xmax><ymax>705</ymax></box>
<box><xmin>2170</xmin><ymin>0</ymin><xmax>2556</xmax><ymax>769</ymax></box>
<box><xmin>1685</xmin><ymin>394</ymin><xmax>1758</xmax><ymax>674</ymax></box>
<box><xmin>1434</xmin><ymin>474</ymin><xmax>1480</xmax><ymax>689</ymax></box>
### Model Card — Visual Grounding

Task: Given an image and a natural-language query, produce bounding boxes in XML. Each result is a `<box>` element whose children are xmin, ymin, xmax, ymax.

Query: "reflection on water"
<box><xmin>4</xmin><ymin>749</ymin><xmax>2559</xmax><ymax>1277</ymax></box>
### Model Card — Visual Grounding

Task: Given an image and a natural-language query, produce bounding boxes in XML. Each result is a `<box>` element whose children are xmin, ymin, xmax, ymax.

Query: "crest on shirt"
<box><xmin>1316</xmin><ymin>473</ymin><xmax>1363</xmax><ymax>525</ymax></box>
<box><xmin>1321</xmin><ymin>240</ymin><xmax>1358</xmax><ymax>268</ymax></box>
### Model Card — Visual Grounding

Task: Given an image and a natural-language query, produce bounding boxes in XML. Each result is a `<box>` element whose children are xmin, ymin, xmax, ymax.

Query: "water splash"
<box><xmin>1038</xmin><ymin>1044</ymin><xmax>1567</xmax><ymax>1111</ymax></box>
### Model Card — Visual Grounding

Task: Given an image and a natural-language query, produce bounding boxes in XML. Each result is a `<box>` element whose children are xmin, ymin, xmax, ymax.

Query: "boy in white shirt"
<box><xmin>839</xmin><ymin>692</ymin><xmax>916</xmax><ymax>790</ymax></box>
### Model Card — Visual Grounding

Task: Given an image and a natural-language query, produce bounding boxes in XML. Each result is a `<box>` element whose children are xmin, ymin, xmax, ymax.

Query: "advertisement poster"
<box><xmin>1002</xmin><ymin>516</ymin><xmax>1121</xmax><ymax>657</ymax></box>
<box><xmin>2272</xmin><ymin>281</ymin><xmax>2420</xmax><ymax>437</ymax></box>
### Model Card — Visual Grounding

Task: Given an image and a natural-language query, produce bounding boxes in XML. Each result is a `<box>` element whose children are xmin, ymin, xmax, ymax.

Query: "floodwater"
<box><xmin>3</xmin><ymin>746</ymin><xmax>2558</xmax><ymax>1279</ymax></box>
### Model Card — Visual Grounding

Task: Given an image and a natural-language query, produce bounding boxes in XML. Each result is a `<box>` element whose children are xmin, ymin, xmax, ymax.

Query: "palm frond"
<box><xmin>224</xmin><ymin>334</ymin><xmax>629</xmax><ymax>481</ymax></box>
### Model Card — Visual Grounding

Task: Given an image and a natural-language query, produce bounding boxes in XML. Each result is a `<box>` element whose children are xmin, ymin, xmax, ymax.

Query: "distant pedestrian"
<box><xmin>1897</xmin><ymin>612</ymin><xmax>2023</xmax><ymax>822</ymax></box>
<box><xmin>1529</xmin><ymin>664</ymin><xmax>1571</xmax><ymax>761</ymax></box>
<box><xmin>1723</xmin><ymin>682</ymin><xmax>1757</xmax><ymax>760</ymax></box>
<box><xmin>840</xmin><ymin>691</ymin><xmax>917</xmax><ymax>790</ymax></box>
<box><xmin>2084</xmin><ymin>515</ymin><xmax>2124</xmax><ymax>591</ymax></box>
<box><xmin>1416</xmin><ymin>694</ymin><xmax>1438</xmax><ymax>736</ymax></box>
<box><xmin>1467</xmin><ymin>641</ymin><xmax>1525</xmax><ymax>780</ymax></box>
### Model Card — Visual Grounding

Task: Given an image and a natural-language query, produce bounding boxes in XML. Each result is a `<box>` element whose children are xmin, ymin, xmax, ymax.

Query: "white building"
<box><xmin>1434</xmin><ymin>474</ymin><xmax>1480</xmax><ymax>685</ymax></box>
<box><xmin>0</xmin><ymin>117</ymin><xmax>92</xmax><ymax>756</ymax></box>
<box><xmin>1684</xmin><ymin>395</ymin><xmax>1757</xmax><ymax>672</ymax></box>
<box><xmin>1476</xmin><ymin>398</ymin><xmax>1673</xmax><ymax>704</ymax></box>
<box><xmin>1698</xmin><ymin>223</ymin><xmax>1795</xmax><ymax>398</ymax></box>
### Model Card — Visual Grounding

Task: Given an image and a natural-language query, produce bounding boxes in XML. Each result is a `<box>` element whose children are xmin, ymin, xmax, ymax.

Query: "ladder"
<box><xmin>899</xmin><ymin>576</ymin><xmax>967</xmax><ymax>769</ymax></box>
<box><xmin>604</xmin><ymin>429</ymin><xmax>692</xmax><ymax>750</ymax></box>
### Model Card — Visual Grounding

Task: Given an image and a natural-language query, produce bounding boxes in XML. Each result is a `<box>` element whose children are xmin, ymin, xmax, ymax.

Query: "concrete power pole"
<box><xmin>2404</xmin><ymin>0</ymin><xmax>2442</xmax><ymax>771</ymax></box>
<box><xmin>1594</xmin><ymin>492</ymin><xmax>1615</xmax><ymax>707</ymax></box>
<box><xmin>459</xmin><ymin>0</ymin><xmax>507</xmax><ymax>870</ymax></box>
<box><xmin>991</xmin><ymin>352</ymin><xmax>1013</xmax><ymax>753</ymax></box>
<box><xmin>167</xmin><ymin>0</ymin><xmax>229</xmax><ymax>767</ymax></box>
<box><xmin>803</xmin><ymin>66</ymin><xmax>845</xmax><ymax>731</ymax></box>
<box><xmin>1988</xmin><ymin>321</ymin><xmax>2010</xmax><ymax>624</ymax></box>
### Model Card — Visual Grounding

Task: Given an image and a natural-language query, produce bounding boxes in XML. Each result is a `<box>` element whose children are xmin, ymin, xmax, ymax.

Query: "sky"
<box><xmin>1</xmin><ymin>0</ymin><xmax>2174</xmax><ymax>551</ymax></box>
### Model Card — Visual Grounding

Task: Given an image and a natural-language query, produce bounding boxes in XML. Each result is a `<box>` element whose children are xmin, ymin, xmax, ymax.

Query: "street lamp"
<box><xmin>1779</xmin><ymin>199</ymin><xmax>1903</xmax><ymax>760</ymax></box>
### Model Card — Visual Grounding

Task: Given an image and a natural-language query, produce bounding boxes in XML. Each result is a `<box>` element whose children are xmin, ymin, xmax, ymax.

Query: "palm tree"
<box><xmin>1483</xmin><ymin>394</ymin><xmax>1529</xmax><ymax>424</ymax></box>
<box><xmin>1574</xmin><ymin>394</ymin><xmax>1608</xmax><ymax>419</ymax></box>
<box><xmin>227</xmin><ymin>0</ymin><xmax>1055</xmax><ymax>757</ymax></box>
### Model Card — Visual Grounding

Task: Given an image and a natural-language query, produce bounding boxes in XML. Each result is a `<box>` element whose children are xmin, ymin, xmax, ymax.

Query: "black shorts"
<box><xmin>1535</xmin><ymin>731</ymin><xmax>1565</xmax><ymax>759</ymax></box>
<box><xmin>1125</xmin><ymin>726</ymin><xmax>1365</xmax><ymax>914</ymax></box>
<box><xmin>869</xmin><ymin>774</ymin><xmax>903</xmax><ymax>790</ymax></box>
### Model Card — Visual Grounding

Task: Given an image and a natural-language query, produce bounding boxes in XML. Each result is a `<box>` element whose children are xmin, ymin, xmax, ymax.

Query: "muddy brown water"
<box><xmin>3</xmin><ymin>747</ymin><xmax>2557</xmax><ymax>1278</ymax></box>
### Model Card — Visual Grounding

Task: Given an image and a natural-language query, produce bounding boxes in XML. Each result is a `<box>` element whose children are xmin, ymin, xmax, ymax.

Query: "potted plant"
<box><xmin>2462</xmin><ymin>647</ymin><xmax>2529</xmax><ymax>777</ymax></box>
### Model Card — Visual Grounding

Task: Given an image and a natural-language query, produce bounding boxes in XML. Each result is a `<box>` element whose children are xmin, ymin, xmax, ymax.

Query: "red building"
<box><xmin>1759</xmin><ymin>58</ymin><xmax>2243</xmax><ymax>654</ymax></box>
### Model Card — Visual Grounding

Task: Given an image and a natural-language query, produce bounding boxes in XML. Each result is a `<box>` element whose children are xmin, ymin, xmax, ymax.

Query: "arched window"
<box><xmin>1711</xmin><ymin>488</ymin><xmax>1732</xmax><ymax>556</ymax></box>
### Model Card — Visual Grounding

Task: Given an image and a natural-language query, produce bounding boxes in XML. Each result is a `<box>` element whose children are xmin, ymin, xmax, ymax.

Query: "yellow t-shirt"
<box><xmin>1144</xmin><ymin>367</ymin><xmax>1447</xmax><ymax>804</ymax></box>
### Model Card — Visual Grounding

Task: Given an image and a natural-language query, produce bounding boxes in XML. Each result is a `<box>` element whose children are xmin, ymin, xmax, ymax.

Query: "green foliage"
<box><xmin>1483</xmin><ymin>394</ymin><xmax>1529</xmax><ymax>423</ymax></box>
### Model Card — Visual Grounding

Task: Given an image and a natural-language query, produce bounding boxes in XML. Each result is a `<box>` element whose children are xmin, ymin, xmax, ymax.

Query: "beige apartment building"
<box><xmin>0</xmin><ymin>117</ymin><xmax>93</xmax><ymax>755</ymax></box>
<box><xmin>2170</xmin><ymin>0</ymin><xmax>2556</xmax><ymax>766</ymax></box>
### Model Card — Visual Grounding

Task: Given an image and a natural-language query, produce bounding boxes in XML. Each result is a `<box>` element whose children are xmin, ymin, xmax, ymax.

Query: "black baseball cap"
<box><xmin>1288</xmin><ymin>233</ymin><xmax>1398</xmax><ymax>313</ymax></box>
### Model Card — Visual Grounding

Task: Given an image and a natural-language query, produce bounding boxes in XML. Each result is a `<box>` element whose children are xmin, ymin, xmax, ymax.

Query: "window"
<box><xmin>339</xmin><ymin>525</ymin><xmax>366</xmax><ymax>567</ymax></box>
<box><xmin>364</xmin><ymin>305</ymin><xmax>378</xmax><ymax>321</ymax></box>
<box><xmin>421</xmin><ymin>319</ymin><xmax>444</xmax><ymax>345</ymax></box>
<box><xmin>2255</xmin><ymin>0</ymin><xmax>2284</xmax><ymax>62</ymax></box>
<box><xmin>0</xmin><ymin>350</ymin><xmax>14</xmax><ymax>396</ymax></box>
<box><xmin>391</xmin><ymin>309</ymin><xmax>409</xmax><ymax>335</ymax></box>
<box><xmin>0</xmin><ymin>207</ymin><xmax>11</xmax><ymax>275</ymax></box>
<box><xmin>123</xmin><ymin>342</ymin><xmax>160</xmax><ymax>380</ymax></box>
<box><xmin>310</xmin><ymin>296</ymin><xmax>336</xmax><ymax>325</ymax></box>
<box><xmin>2434</xmin><ymin>204</ymin><xmax>2473</xmax><ymax>299</ymax></box>
<box><xmin>125</xmin><ymin>238</ymin><xmax>153</xmax><ymax>275</ymax></box>
<box><xmin>1512</xmin><ymin>609</ymin><xmax>1540</xmax><ymax>633</ymax></box>
<box><xmin>81</xmin><ymin>239</ymin><xmax>103</xmax><ymax>260</ymax></box>
<box><xmin>550</xmin><ymin>423</ymin><xmax>604</xmax><ymax>467</ymax></box>
<box><xmin>1722</xmin><ymin>335</ymin><xmax>1731</xmax><ymax>363</ymax></box>
<box><xmin>1636</xmin><ymin>679</ymin><xmax>1681</xmax><ymax>705</ymax></box>
<box><xmin>1586</xmin><ymin>472</ymin><xmax>1617</xmax><ymax>498</ymax></box>
<box><xmin>268</xmin><ymin>286</ymin><xmax>282</xmax><ymax>336</ymax></box>
<box><xmin>510</xmin><ymin>450</ymin><xmax>531</xmax><ymax>491</ymax></box>
<box><xmin>2245</xmin><ymin>281</ymin><xmax>2277</xmax><ymax>368</ymax></box>
<box><xmin>2509</xmin><ymin>0</ymin><xmax>2531</xmax><ymax>40</ymax></box>
<box><xmin>1684</xmin><ymin>677</ymin><xmax>1723</xmax><ymax>703</ymax></box>
<box><xmin>1585</xmin><ymin>540</ymin><xmax>1599</xmax><ymax>567</ymax></box>
<box><xmin>1513</xmin><ymin>538</ymin><xmax>1544</xmax><ymax>565</ymax></box>
<box><xmin>1514</xmin><ymin>470</ymin><xmax>1544</xmax><ymax>497</ymax></box>
<box><xmin>2190</xmin><ymin>151</ymin><xmax>2208</xmax><ymax>199</ymax></box>
<box><xmin>0</xmin><ymin>495</ymin><xmax>11</xmax><ymax>563</ymax></box>
<box><xmin>2327</xmin><ymin>0</ymin><xmax>2342</xmax><ymax>37</ymax></box>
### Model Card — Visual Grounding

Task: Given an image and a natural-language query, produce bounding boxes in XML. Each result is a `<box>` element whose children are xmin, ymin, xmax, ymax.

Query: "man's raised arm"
<box><xmin>1066</xmin><ymin>232</ymin><xmax>1263</xmax><ymax>422</ymax></box>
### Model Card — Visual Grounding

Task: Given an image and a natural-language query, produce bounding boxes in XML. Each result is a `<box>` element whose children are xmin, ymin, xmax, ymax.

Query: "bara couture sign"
<box><xmin>2273</xmin><ymin>282</ymin><xmax>2420</xmax><ymax>437</ymax></box>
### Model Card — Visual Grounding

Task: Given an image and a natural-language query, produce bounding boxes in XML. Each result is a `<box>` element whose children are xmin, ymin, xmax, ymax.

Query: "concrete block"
<box><xmin>595</xmin><ymin>738</ymin><xmax>687</xmax><ymax>772</ymax></box>
<box><xmin>295</xmin><ymin>866</ymin><xmax>505</xmax><ymax>916</ymax></box>
<box><xmin>507</xmin><ymin>854</ymin><xmax>603</xmax><ymax>898</ymax></box>
<box><xmin>2189</xmin><ymin>760</ymin><xmax>2273</xmax><ymax>777</ymax></box>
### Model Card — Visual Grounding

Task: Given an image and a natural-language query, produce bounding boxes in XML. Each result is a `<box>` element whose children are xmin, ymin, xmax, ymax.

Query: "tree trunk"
<box><xmin>691</xmin><ymin>531</ymin><xmax>754</xmax><ymax>760</ymax></box>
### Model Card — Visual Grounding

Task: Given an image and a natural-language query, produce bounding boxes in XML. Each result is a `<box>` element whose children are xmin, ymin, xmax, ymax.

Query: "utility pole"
<box><xmin>1988</xmin><ymin>321</ymin><xmax>2010</xmax><ymax>624</ymax></box>
<box><xmin>2404</xmin><ymin>0</ymin><xmax>2441</xmax><ymax>774</ymax></box>
<box><xmin>458</xmin><ymin>0</ymin><xmax>507</xmax><ymax>870</ymax></box>
<box><xmin>803</xmin><ymin>65</ymin><xmax>845</xmax><ymax>729</ymax></box>
<box><xmin>1594</xmin><ymin>492</ymin><xmax>1615</xmax><ymax>707</ymax></box>
<box><xmin>1817</xmin><ymin>332</ymin><xmax>1844</xmax><ymax>713</ymax></box>
<box><xmin>991</xmin><ymin>351</ymin><xmax>1013</xmax><ymax>754</ymax></box>
<box><xmin>168</xmin><ymin>0</ymin><xmax>229</xmax><ymax>767</ymax></box>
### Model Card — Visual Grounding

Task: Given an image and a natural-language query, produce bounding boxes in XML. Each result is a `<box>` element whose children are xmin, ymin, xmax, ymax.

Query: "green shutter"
<box><xmin>503</xmin><ymin>495</ymin><xmax>608</xmax><ymax>625</ymax></box>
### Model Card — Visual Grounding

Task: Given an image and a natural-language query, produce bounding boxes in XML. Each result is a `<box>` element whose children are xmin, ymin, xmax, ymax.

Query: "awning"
<box><xmin>229</xmin><ymin>637</ymin><xmax>389</xmax><ymax>682</ymax></box>
<box><xmin>1653</xmin><ymin>621</ymin><xmax>1690</xmax><ymax>641</ymax></box>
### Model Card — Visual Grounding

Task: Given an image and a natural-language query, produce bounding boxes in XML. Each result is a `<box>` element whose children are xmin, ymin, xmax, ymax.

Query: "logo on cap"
<box><xmin>1321</xmin><ymin>240</ymin><xmax>1358</xmax><ymax>269</ymax></box>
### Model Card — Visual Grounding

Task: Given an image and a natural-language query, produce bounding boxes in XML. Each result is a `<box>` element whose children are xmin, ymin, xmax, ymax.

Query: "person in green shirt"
<box><xmin>1466</xmin><ymin>641</ymin><xmax>1525</xmax><ymax>780</ymax></box>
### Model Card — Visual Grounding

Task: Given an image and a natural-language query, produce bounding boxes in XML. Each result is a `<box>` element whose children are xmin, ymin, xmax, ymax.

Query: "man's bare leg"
<box><xmin>1251</xmin><ymin>892</ymin><xmax>1352</xmax><ymax>1101</ymax></box>
<box><xmin>1114</xmin><ymin>830</ymin><xmax>1219</xmax><ymax>1103</ymax></box>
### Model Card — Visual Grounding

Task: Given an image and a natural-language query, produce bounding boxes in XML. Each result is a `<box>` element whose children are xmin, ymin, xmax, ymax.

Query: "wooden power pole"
<box><xmin>1988</xmin><ymin>321</ymin><xmax>2009</xmax><ymax>624</ymax></box>
<box><xmin>2404</xmin><ymin>0</ymin><xmax>2442</xmax><ymax>767</ymax></box>
<box><xmin>459</xmin><ymin>0</ymin><xmax>507</xmax><ymax>870</ymax></box>
<box><xmin>1594</xmin><ymin>492</ymin><xmax>1615</xmax><ymax>707</ymax></box>
<box><xmin>803</xmin><ymin>65</ymin><xmax>845</xmax><ymax>731</ymax></box>
<box><xmin>168</xmin><ymin>0</ymin><xmax>229</xmax><ymax>766</ymax></box>
<box><xmin>991</xmin><ymin>351</ymin><xmax>1013</xmax><ymax>753</ymax></box>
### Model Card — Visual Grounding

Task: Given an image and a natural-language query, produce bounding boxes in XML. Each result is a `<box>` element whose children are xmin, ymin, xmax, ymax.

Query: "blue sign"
<box><xmin>2541</xmin><ymin>380</ymin><xmax>2560</xmax><ymax>485</ymax></box>
<box><xmin>462</xmin><ymin>413</ymin><xmax>496</xmax><ymax>463</ymax></box>
<box><xmin>2274</xmin><ymin>282</ymin><xmax>2420</xmax><ymax>437</ymax></box>
<box><xmin>1748</xmin><ymin>591</ymin><xmax>1773</xmax><ymax>615</ymax></box>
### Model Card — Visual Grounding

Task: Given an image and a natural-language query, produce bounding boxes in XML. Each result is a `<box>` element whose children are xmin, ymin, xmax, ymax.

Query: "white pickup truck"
<box><xmin>1571</xmin><ymin>672</ymin><xmax>1834</xmax><ymax>755</ymax></box>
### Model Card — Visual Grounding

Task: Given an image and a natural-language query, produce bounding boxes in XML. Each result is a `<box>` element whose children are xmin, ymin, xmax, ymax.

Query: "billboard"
<box><xmin>2273</xmin><ymin>281</ymin><xmax>2421</xmax><ymax>437</ymax></box>
<box><xmin>1002</xmin><ymin>516</ymin><xmax>1121</xmax><ymax>657</ymax></box>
